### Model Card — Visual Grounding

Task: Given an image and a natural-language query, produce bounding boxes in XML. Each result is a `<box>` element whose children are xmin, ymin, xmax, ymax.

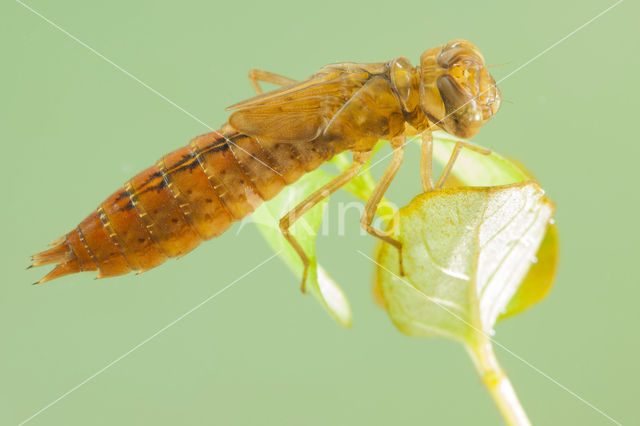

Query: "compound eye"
<box><xmin>437</xmin><ymin>75</ymin><xmax>484</xmax><ymax>138</ymax></box>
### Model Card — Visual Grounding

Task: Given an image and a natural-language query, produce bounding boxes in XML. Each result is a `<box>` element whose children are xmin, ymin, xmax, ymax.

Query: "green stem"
<box><xmin>466</xmin><ymin>337</ymin><xmax>531</xmax><ymax>426</ymax></box>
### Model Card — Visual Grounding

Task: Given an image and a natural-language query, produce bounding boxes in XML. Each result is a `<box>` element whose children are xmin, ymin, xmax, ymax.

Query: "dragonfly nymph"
<box><xmin>31</xmin><ymin>39</ymin><xmax>501</xmax><ymax>291</ymax></box>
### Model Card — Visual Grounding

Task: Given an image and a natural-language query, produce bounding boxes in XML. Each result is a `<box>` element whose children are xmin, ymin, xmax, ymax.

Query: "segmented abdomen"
<box><xmin>31</xmin><ymin>124</ymin><xmax>337</xmax><ymax>283</ymax></box>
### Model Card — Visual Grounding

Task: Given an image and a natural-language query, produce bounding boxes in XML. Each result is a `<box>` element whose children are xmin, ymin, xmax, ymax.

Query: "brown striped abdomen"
<box><xmin>31</xmin><ymin>124</ymin><xmax>340</xmax><ymax>283</ymax></box>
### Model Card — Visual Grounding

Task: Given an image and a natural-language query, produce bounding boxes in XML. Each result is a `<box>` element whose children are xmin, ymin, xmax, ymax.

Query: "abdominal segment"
<box><xmin>31</xmin><ymin>125</ymin><xmax>341</xmax><ymax>284</ymax></box>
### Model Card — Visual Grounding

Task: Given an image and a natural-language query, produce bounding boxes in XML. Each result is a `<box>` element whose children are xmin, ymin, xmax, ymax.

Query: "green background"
<box><xmin>1</xmin><ymin>0</ymin><xmax>638</xmax><ymax>424</ymax></box>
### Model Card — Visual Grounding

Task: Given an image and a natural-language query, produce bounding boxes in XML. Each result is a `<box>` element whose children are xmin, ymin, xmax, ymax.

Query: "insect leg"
<box><xmin>279</xmin><ymin>150</ymin><xmax>372</xmax><ymax>293</ymax></box>
<box><xmin>248</xmin><ymin>69</ymin><xmax>298</xmax><ymax>94</ymax></box>
<box><xmin>420</xmin><ymin>129</ymin><xmax>435</xmax><ymax>192</ymax></box>
<box><xmin>360</xmin><ymin>137</ymin><xmax>406</xmax><ymax>273</ymax></box>
<box><xmin>435</xmin><ymin>141</ymin><xmax>492</xmax><ymax>189</ymax></box>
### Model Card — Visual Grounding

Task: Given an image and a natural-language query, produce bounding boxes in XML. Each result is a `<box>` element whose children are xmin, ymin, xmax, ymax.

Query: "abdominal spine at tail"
<box><xmin>31</xmin><ymin>124</ymin><xmax>337</xmax><ymax>283</ymax></box>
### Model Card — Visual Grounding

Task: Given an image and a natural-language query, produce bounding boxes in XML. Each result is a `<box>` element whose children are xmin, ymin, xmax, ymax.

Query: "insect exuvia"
<box><xmin>31</xmin><ymin>39</ymin><xmax>501</xmax><ymax>291</ymax></box>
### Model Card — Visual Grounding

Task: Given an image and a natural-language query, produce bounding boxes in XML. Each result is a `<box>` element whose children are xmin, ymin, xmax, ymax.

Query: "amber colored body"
<box><xmin>32</xmin><ymin>40</ymin><xmax>501</xmax><ymax>284</ymax></box>
<box><xmin>34</xmin><ymin>124</ymin><xmax>340</xmax><ymax>281</ymax></box>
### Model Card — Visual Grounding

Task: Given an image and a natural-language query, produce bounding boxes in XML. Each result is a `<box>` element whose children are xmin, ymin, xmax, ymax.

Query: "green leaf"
<box><xmin>376</xmin><ymin>182</ymin><xmax>555</xmax><ymax>340</ymax></box>
<box><xmin>252</xmin><ymin>170</ymin><xmax>352</xmax><ymax>328</ymax></box>
<box><xmin>368</xmin><ymin>136</ymin><xmax>555</xmax><ymax>424</ymax></box>
<box><xmin>431</xmin><ymin>132</ymin><xmax>558</xmax><ymax>318</ymax></box>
